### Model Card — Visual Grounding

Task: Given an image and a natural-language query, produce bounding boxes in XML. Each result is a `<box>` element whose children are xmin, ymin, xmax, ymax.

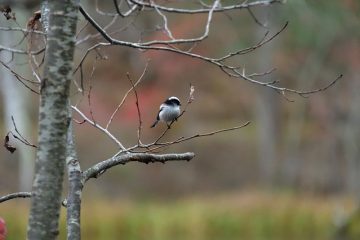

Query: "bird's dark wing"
<box><xmin>157</xmin><ymin>106</ymin><xmax>165</xmax><ymax>120</ymax></box>
<box><xmin>150</xmin><ymin>106</ymin><xmax>164</xmax><ymax>128</ymax></box>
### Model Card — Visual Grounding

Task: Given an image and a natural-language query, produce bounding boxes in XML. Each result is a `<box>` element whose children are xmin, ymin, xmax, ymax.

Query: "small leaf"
<box><xmin>0</xmin><ymin>5</ymin><xmax>15</xmax><ymax>20</ymax></box>
<box><xmin>5</xmin><ymin>145</ymin><xmax>16</xmax><ymax>153</ymax></box>
<box><xmin>4</xmin><ymin>133</ymin><xmax>16</xmax><ymax>154</ymax></box>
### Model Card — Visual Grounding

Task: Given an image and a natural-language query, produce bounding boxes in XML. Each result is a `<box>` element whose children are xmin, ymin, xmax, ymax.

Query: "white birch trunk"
<box><xmin>27</xmin><ymin>1</ymin><xmax>79</xmax><ymax>239</ymax></box>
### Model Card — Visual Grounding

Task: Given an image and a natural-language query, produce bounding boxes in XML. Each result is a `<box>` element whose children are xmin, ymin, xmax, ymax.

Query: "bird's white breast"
<box><xmin>159</xmin><ymin>105</ymin><xmax>180</xmax><ymax>122</ymax></box>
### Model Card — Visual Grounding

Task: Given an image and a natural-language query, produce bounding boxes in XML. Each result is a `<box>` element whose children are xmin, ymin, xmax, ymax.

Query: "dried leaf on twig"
<box><xmin>0</xmin><ymin>5</ymin><xmax>16</xmax><ymax>20</ymax></box>
<box><xmin>4</xmin><ymin>133</ymin><xmax>16</xmax><ymax>154</ymax></box>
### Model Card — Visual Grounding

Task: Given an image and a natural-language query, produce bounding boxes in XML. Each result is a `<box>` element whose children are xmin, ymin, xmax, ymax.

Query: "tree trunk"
<box><xmin>27</xmin><ymin>1</ymin><xmax>79</xmax><ymax>239</ymax></box>
<box><xmin>254</xmin><ymin>7</ymin><xmax>279</xmax><ymax>185</ymax></box>
<box><xmin>66</xmin><ymin>119</ymin><xmax>82</xmax><ymax>240</ymax></box>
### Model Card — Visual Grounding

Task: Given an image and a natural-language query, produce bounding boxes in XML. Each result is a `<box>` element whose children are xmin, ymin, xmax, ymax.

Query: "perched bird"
<box><xmin>151</xmin><ymin>96</ymin><xmax>181</xmax><ymax>128</ymax></box>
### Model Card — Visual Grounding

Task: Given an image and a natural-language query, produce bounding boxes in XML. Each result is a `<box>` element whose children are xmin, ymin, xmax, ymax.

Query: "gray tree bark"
<box><xmin>66</xmin><ymin>119</ymin><xmax>82</xmax><ymax>240</ymax></box>
<box><xmin>27</xmin><ymin>1</ymin><xmax>79</xmax><ymax>239</ymax></box>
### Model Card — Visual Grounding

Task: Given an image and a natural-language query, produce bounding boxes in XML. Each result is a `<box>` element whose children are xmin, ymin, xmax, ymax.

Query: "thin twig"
<box><xmin>137</xmin><ymin>0</ymin><xmax>220</xmax><ymax>46</ymax></box>
<box><xmin>0</xmin><ymin>26</ymin><xmax>45</xmax><ymax>35</ymax></box>
<box><xmin>72</xmin><ymin>106</ymin><xmax>127</xmax><ymax>150</ymax></box>
<box><xmin>0</xmin><ymin>59</ymin><xmax>39</xmax><ymax>84</ymax></box>
<box><xmin>0</xmin><ymin>60</ymin><xmax>40</xmax><ymax>94</ymax></box>
<box><xmin>0</xmin><ymin>44</ymin><xmax>45</xmax><ymax>55</ymax></box>
<box><xmin>0</xmin><ymin>192</ymin><xmax>32</xmax><ymax>203</ymax></box>
<box><xmin>247</xmin><ymin>7</ymin><xmax>268</xmax><ymax>28</ymax></box>
<box><xmin>87</xmin><ymin>85</ymin><xmax>96</xmax><ymax>123</ymax></box>
<box><xmin>145</xmin><ymin>121</ymin><xmax>251</xmax><ymax>152</ymax></box>
<box><xmin>80</xmin><ymin>7</ymin><xmax>334</xmax><ymax>99</ymax></box>
<box><xmin>216</xmin><ymin>22</ymin><xmax>288</xmax><ymax>61</ymax></box>
<box><xmin>129</xmin><ymin>0</ymin><xmax>282</xmax><ymax>14</ymax></box>
<box><xmin>152</xmin><ymin>1</ymin><xmax>175</xmax><ymax>40</ymax></box>
<box><xmin>105</xmin><ymin>61</ymin><xmax>149</xmax><ymax>130</ymax></box>
<box><xmin>126</xmin><ymin>72</ymin><xmax>143</xmax><ymax>145</ymax></box>
<box><xmin>10</xmin><ymin>116</ymin><xmax>37</xmax><ymax>148</ymax></box>
<box><xmin>95</xmin><ymin>0</ymin><xmax>138</xmax><ymax>17</ymax></box>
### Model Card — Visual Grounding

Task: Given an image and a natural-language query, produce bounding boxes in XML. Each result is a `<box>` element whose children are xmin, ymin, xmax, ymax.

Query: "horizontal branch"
<box><xmin>79</xmin><ymin>6</ymin><xmax>342</xmax><ymax>98</ymax></box>
<box><xmin>139</xmin><ymin>0</ymin><xmax>219</xmax><ymax>46</ymax></box>
<box><xmin>5</xmin><ymin>1</ymin><xmax>338</xmax><ymax>100</ymax></box>
<box><xmin>0</xmin><ymin>26</ymin><xmax>45</xmax><ymax>35</ymax></box>
<box><xmin>82</xmin><ymin>152</ymin><xmax>195</xmax><ymax>182</ymax></box>
<box><xmin>129</xmin><ymin>0</ymin><xmax>282</xmax><ymax>14</ymax></box>
<box><xmin>0</xmin><ymin>44</ymin><xmax>45</xmax><ymax>55</ymax></box>
<box><xmin>134</xmin><ymin>121</ymin><xmax>251</xmax><ymax>152</ymax></box>
<box><xmin>0</xmin><ymin>153</ymin><xmax>193</xmax><ymax>204</ymax></box>
<box><xmin>0</xmin><ymin>192</ymin><xmax>32</xmax><ymax>203</ymax></box>
<box><xmin>161</xmin><ymin>121</ymin><xmax>251</xmax><ymax>145</ymax></box>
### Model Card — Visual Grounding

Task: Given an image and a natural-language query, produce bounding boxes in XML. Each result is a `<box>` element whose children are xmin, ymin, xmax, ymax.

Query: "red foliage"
<box><xmin>0</xmin><ymin>217</ymin><xmax>7</xmax><ymax>240</ymax></box>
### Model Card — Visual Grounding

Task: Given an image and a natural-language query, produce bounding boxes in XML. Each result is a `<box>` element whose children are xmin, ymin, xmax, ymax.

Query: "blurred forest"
<box><xmin>1</xmin><ymin>0</ymin><xmax>360</xmax><ymax>239</ymax></box>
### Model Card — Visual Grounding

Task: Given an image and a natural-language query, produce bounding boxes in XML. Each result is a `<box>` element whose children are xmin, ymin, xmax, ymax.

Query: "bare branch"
<box><xmin>10</xmin><ymin>116</ymin><xmax>37</xmax><ymax>148</ymax></box>
<box><xmin>0</xmin><ymin>192</ymin><xmax>32</xmax><ymax>203</ymax></box>
<box><xmin>113</xmin><ymin>0</ymin><xmax>124</xmax><ymax>16</ymax></box>
<box><xmin>247</xmin><ymin>68</ymin><xmax>276</xmax><ymax>78</ymax></box>
<box><xmin>129</xmin><ymin>0</ymin><xmax>282</xmax><ymax>14</ymax></box>
<box><xmin>71</xmin><ymin>106</ymin><xmax>127</xmax><ymax>150</ymax></box>
<box><xmin>140</xmin><ymin>0</ymin><xmax>219</xmax><ymax>46</ymax></box>
<box><xmin>0</xmin><ymin>59</ymin><xmax>39</xmax><ymax>84</ymax></box>
<box><xmin>247</xmin><ymin>7</ymin><xmax>268</xmax><ymax>28</ymax></box>
<box><xmin>87</xmin><ymin>86</ymin><xmax>96</xmax><ymax>123</ymax></box>
<box><xmin>74</xmin><ymin>42</ymin><xmax>111</xmax><ymax>74</ymax></box>
<box><xmin>232</xmin><ymin>70</ymin><xmax>343</xmax><ymax>98</ymax></box>
<box><xmin>82</xmin><ymin>152</ymin><xmax>195</xmax><ymax>182</ymax></box>
<box><xmin>80</xmin><ymin>7</ymin><xmax>327</xmax><ymax>98</ymax></box>
<box><xmin>95</xmin><ymin>0</ymin><xmax>138</xmax><ymax>17</ymax></box>
<box><xmin>105</xmin><ymin>61</ymin><xmax>149</xmax><ymax>130</ymax></box>
<box><xmin>86</xmin><ymin>56</ymin><xmax>100</xmax><ymax>123</ymax></box>
<box><xmin>0</xmin><ymin>44</ymin><xmax>45</xmax><ymax>55</ymax></box>
<box><xmin>297</xmin><ymin>74</ymin><xmax>343</xmax><ymax>96</ymax></box>
<box><xmin>216</xmin><ymin>22</ymin><xmax>288</xmax><ymax>61</ymax></box>
<box><xmin>76</xmin><ymin>14</ymin><xmax>119</xmax><ymax>45</ymax></box>
<box><xmin>144</xmin><ymin>121</ymin><xmax>251</xmax><ymax>152</ymax></box>
<box><xmin>26</xmin><ymin>33</ymin><xmax>44</xmax><ymax>84</ymax></box>
<box><xmin>126</xmin><ymin>72</ymin><xmax>143</xmax><ymax>145</ymax></box>
<box><xmin>0</xmin><ymin>59</ymin><xmax>40</xmax><ymax>94</ymax></box>
<box><xmin>153</xmin><ymin>1</ymin><xmax>175</xmax><ymax>40</ymax></box>
<box><xmin>0</xmin><ymin>26</ymin><xmax>45</xmax><ymax>35</ymax></box>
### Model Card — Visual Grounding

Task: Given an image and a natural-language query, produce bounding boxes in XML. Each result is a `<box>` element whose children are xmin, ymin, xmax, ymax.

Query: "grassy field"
<box><xmin>0</xmin><ymin>191</ymin><xmax>358</xmax><ymax>240</ymax></box>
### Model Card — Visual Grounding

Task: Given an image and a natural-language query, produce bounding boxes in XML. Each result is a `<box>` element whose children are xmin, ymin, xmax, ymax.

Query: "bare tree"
<box><xmin>0</xmin><ymin>1</ymin><xmax>342</xmax><ymax>239</ymax></box>
<box><xmin>0</xmin><ymin>2</ymin><xmax>35</xmax><ymax>191</ymax></box>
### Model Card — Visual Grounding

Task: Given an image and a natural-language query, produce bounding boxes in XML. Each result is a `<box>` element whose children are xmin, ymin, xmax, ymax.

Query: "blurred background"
<box><xmin>1</xmin><ymin>0</ymin><xmax>360</xmax><ymax>239</ymax></box>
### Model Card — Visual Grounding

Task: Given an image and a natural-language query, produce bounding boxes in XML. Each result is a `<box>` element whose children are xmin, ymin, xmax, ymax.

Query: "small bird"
<box><xmin>151</xmin><ymin>96</ymin><xmax>181</xmax><ymax>128</ymax></box>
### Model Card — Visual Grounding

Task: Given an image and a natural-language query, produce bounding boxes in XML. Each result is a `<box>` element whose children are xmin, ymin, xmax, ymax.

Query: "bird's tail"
<box><xmin>150</xmin><ymin>120</ymin><xmax>159</xmax><ymax>128</ymax></box>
